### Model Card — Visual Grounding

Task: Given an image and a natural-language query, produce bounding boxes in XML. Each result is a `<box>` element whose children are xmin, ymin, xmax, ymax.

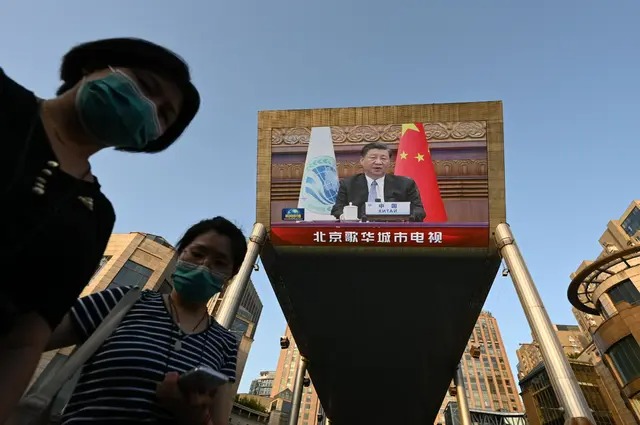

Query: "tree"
<box><xmin>234</xmin><ymin>395</ymin><xmax>268</xmax><ymax>413</ymax></box>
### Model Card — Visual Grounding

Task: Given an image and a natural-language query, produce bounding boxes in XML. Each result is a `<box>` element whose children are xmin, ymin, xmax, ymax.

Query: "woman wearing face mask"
<box><xmin>0</xmin><ymin>38</ymin><xmax>200</xmax><ymax>421</ymax></box>
<box><xmin>42</xmin><ymin>217</ymin><xmax>247</xmax><ymax>425</ymax></box>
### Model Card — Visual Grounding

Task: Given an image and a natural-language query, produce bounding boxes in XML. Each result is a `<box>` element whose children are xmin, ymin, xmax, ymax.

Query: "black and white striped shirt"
<box><xmin>61</xmin><ymin>286</ymin><xmax>238</xmax><ymax>424</ymax></box>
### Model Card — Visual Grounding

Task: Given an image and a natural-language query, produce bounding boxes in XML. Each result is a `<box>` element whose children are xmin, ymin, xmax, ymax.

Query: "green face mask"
<box><xmin>172</xmin><ymin>260</ymin><xmax>226</xmax><ymax>303</ymax></box>
<box><xmin>75</xmin><ymin>68</ymin><xmax>162</xmax><ymax>149</ymax></box>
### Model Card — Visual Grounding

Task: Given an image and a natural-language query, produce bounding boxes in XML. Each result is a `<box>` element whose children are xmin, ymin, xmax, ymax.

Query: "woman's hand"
<box><xmin>156</xmin><ymin>372</ymin><xmax>215</xmax><ymax>425</ymax></box>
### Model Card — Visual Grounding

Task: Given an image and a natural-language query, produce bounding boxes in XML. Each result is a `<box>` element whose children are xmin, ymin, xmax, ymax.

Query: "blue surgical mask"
<box><xmin>172</xmin><ymin>260</ymin><xmax>226</xmax><ymax>303</ymax></box>
<box><xmin>75</xmin><ymin>68</ymin><xmax>162</xmax><ymax>149</ymax></box>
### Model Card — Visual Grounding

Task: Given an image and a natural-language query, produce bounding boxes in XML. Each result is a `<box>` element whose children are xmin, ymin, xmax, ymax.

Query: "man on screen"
<box><xmin>330</xmin><ymin>142</ymin><xmax>426</xmax><ymax>222</ymax></box>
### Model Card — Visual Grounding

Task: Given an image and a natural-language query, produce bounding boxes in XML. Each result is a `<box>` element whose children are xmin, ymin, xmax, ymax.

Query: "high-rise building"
<box><xmin>516</xmin><ymin>343</ymin><xmax>543</xmax><ymax>380</ymax></box>
<box><xmin>271</xmin><ymin>325</ymin><xmax>323</xmax><ymax>425</ymax></box>
<box><xmin>516</xmin><ymin>324</ymin><xmax>587</xmax><ymax>379</ymax></box>
<box><xmin>29</xmin><ymin>232</ymin><xmax>262</xmax><ymax>398</ymax></box>
<box><xmin>435</xmin><ymin>311</ymin><xmax>523</xmax><ymax>424</ymax></box>
<box><xmin>568</xmin><ymin>200</ymin><xmax>640</xmax><ymax>421</ymax></box>
<box><xmin>572</xmin><ymin>307</ymin><xmax>604</xmax><ymax>343</ymax></box>
<box><xmin>249</xmin><ymin>371</ymin><xmax>276</xmax><ymax>397</ymax></box>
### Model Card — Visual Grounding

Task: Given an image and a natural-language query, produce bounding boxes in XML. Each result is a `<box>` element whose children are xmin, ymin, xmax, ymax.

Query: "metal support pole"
<box><xmin>215</xmin><ymin>223</ymin><xmax>266</xmax><ymax>328</ymax></box>
<box><xmin>288</xmin><ymin>357</ymin><xmax>308</xmax><ymax>425</ymax></box>
<box><xmin>453</xmin><ymin>364</ymin><xmax>472</xmax><ymax>425</ymax></box>
<box><xmin>495</xmin><ymin>223</ymin><xmax>595</xmax><ymax>425</ymax></box>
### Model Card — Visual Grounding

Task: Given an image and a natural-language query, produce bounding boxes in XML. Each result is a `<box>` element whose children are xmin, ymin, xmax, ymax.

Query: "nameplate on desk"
<box><xmin>365</xmin><ymin>202</ymin><xmax>410</xmax><ymax>216</ymax></box>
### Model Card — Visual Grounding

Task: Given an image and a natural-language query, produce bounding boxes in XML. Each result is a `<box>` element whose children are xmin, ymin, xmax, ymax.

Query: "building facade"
<box><xmin>516</xmin><ymin>324</ymin><xmax>587</xmax><ymax>379</ymax></box>
<box><xmin>568</xmin><ymin>200</ymin><xmax>640</xmax><ymax>421</ymax></box>
<box><xmin>435</xmin><ymin>311</ymin><xmax>523</xmax><ymax>424</ymax></box>
<box><xmin>520</xmin><ymin>360</ymin><xmax>619</xmax><ymax>425</ymax></box>
<box><xmin>271</xmin><ymin>325</ymin><xmax>323</xmax><ymax>425</ymax></box>
<box><xmin>250</xmin><ymin>371</ymin><xmax>277</xmax><ymax>397</ymax></box>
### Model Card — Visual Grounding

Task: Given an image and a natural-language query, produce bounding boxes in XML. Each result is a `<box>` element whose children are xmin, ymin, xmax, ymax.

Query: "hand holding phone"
<box><xmin>178</xmin><ymin>366</ymin><xmax>229</xmax><ymax>394</ymax></box>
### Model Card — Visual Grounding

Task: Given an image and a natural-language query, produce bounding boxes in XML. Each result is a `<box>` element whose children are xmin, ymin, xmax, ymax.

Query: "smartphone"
<box><xmin>178</xmin><ymin>366</ymin><xmax>229</xmax><ymax>393</ymax></box>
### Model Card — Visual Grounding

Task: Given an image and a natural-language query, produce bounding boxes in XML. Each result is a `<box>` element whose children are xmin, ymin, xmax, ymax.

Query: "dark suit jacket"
<box><xmin>330</xmin><ymin>173</ymin><xmax>426</xmax><ymax>222</ymax></box>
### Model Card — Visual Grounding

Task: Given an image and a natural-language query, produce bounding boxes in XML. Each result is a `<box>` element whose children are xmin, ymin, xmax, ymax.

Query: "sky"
<box><xmin>3</xmin><ymin>0</ymin><xmax>638</xmax><ymax>394</ymax></box>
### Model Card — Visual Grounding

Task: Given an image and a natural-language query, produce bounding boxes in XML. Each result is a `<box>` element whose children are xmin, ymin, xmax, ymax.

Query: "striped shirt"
<box><xmin>61</xmin><ymin>286</ymin><xmax>238</xmax><ymax>424</ymax></box>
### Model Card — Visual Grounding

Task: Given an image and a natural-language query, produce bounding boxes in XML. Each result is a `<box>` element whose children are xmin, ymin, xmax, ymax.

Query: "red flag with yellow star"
<box><xmin>394</xmin><ymin>123</ymin><xmax>447</xmax><ymax>222</ymax></box>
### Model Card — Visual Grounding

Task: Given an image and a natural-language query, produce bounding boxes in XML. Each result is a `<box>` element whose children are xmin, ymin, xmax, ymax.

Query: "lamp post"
<box><xmin>288</xmin><ymin>357</ymin><xmax>309</xmax><ymax>425</ymax></box>
<box><xmin>216</xmin><ymin>223</ymin><xmax>266</xmax><ymax>328</ymax></box>
<box><xmin>495</xmin><ymin>223</ymin><xmax>595</xmax><ymax>425</ymax></box>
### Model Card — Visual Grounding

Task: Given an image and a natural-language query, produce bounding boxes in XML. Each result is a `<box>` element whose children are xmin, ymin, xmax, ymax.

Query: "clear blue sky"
<box><xmin>3</xmin><ymin>1</ymin><xmax>638</xmax><ymax>393</ymax></box>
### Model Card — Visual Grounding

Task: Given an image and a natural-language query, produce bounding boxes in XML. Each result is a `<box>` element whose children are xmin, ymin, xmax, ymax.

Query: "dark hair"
<box><xmin>361</xmin><ymin>142</ymin><xmax>392</xmax><ymax>157</ymax></box>
<box><xmin>57</xmin><ymin>37</ymin><xmax>200</xmax><ymax>154</ymax></box>
<box><xmin>176</xmin><ymin>217</ymin><xmax>247</xmax><ymax>275</ymax></box>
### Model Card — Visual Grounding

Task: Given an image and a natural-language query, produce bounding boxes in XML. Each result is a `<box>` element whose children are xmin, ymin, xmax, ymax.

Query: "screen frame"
<box><xmin>257</xmin><ymin>101</ymin><xmax>505</xmax><ymax>256</ymax></box>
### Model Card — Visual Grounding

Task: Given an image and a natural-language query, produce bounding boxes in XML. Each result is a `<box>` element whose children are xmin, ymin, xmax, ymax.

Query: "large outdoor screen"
<box><xmin>257</xmin><ymin>103</ymin><xmax>503</xmax><ymax>249</ymax></box>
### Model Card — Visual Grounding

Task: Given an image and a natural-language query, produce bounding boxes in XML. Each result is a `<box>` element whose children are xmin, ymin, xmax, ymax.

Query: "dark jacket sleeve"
<box><xmin>34</xmin><ymin>197</ymin><xmax>116</xmax><ymax>330</ymax></box>
<box><xmin>330</xmin><ymin>178</ymin><xmax>348</xmax><ymax>218</ymax></box>
<box><xmin>0</xmin><ymin>67</ymin><xmax>118</xmax><ymax>331</ymax></box>
<box><xmin>406</xmin><ymin>179</ymin><xmax>426</xmax><ymax>222</ymax></box>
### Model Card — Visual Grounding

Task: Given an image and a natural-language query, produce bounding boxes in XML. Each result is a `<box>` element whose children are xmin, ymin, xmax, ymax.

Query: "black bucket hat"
<box><xmin>57</xmin><ymin>37</ymin><xmax>200</xmax><ymax>153</ymax></box>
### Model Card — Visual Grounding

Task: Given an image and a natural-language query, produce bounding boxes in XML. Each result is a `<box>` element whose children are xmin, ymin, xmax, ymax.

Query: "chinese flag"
<box><xmin>394</xmin><ymin>123</ymin><xmax>448</xmax><ymax>222</ymax></box>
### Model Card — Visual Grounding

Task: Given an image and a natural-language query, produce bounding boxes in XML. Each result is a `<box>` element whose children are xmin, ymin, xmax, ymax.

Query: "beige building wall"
<box><xmin>271</xmin><ymin>326</ymin><xmax>322</xmax><ymax>425</ymax></box>
<box><xmin>569</xmin><ymin>200</ymin><xmax>640</xmax><ymax>422</ymax></box>
<box><xmin>573</xmin><ymin>307</ymin><xmax>604</xmax><ymax>343</ymax></box>
<box><xmin>84</xmin><ymin>233</ymin><xmax>177</xmax><ymax>295</ymax></box>
<box><xmin>597</xmin><ymin>200</ymin><xmax>640</xmax><ymax>251</ymax></box>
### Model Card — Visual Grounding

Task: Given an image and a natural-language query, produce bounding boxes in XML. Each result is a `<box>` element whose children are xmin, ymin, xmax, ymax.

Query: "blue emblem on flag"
<box><xmin>298</xmin><ymin>156</ymin><xmax>338</xmax><ymax>215</ymax></box>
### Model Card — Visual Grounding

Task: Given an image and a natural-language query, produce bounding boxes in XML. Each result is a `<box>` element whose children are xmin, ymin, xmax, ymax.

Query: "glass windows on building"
<box><xmin>607</xmin><ymin>336</ymin><xmax>640</xmax><ymax>385</ymax></box>
<box><xmin>526</xmin><ymin>365</ymin><xmax>615</xmax><ymax>425</ymax></box>
<box><xmin>230</xmin><ymin>317</ymin><xmax>250</xmax><ymax>343</ymax></box>
<box><xmin>107</xmin><ymin>260</ymin><xmax>153</xmax><ymax>290</ymax></box>
<box><xmin>607</xmin><ymin>279</ymin><xmax>640</xmax><ymax>308</ymax></box>
<box><xmin>621</xmin><ymin>206</ymin><xmax>640</xmax><ymax>237</ymax></box>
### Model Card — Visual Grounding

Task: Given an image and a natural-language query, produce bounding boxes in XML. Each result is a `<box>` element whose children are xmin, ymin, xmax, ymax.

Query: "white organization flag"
<box><xmin>297</xmin><ymin>126</ymin><xmax>339</xmax><ymax>221</ymax></box>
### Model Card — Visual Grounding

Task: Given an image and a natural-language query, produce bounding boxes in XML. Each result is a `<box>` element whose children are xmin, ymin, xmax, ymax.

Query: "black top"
<box><xmin>0</xmin><ymin>68</ymin><xmax>115</xmax><ymax>332</ymax></box>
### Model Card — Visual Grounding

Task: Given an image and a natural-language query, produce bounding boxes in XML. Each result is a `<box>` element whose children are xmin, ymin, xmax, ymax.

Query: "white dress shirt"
<box><xmin>365</xmin><ymin>175</ymin><xmax>385</xmax><ymax>202</ymax></box>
